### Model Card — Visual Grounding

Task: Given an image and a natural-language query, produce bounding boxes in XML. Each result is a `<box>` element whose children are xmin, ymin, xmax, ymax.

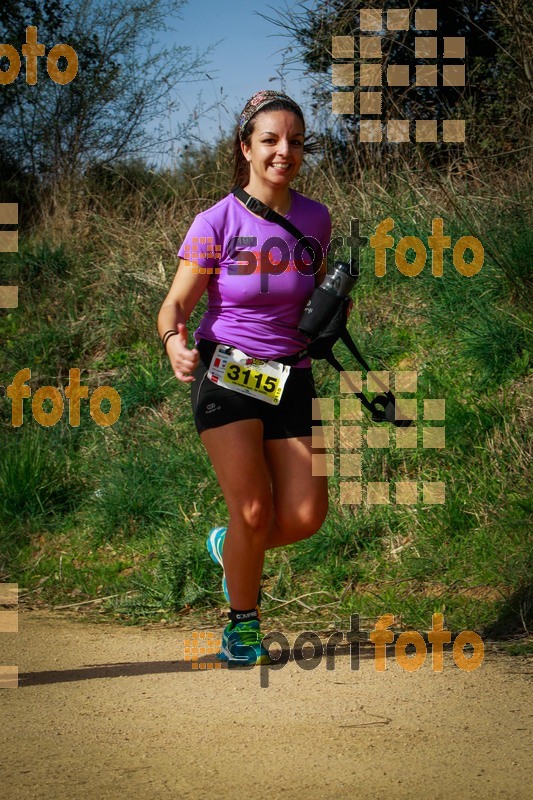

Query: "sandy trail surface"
<box><xmin>0</xmin><ymin>611</ymin><xmax>531</xmax><ymax>800</ymax></box>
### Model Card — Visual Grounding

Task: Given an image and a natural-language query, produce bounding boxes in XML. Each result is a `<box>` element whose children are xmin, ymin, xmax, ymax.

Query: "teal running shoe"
<box><xmin>217</xmin><ymin>620</ymin><xmax>272</xmax><ymax>666</ymax></box>
<box><xmin>207</xmin><ymin>526</ymin><xmax>229</xmax><ymax>602</ymax></box>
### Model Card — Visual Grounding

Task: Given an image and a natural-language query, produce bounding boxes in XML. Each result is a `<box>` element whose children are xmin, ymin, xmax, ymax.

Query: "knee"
<box><xmin>279</xmin><ymin>497</ymin><xmax>328</xmax><ymax>541</ymax></box>
<box><xmin>233</xmin><ymin>497</ymin><xmax>274</xmax><ymax>536</ymax></box>
<box><xmin>305</xmin><ymin>498</ymin><xmax>328</xmax><ymax>537</ymax></box>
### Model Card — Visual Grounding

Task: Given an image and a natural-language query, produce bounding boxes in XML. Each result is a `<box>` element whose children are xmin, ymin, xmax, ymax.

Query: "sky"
<box><xmin>158</xmin><ymin>0</ymin><xmax>320</xmax><ymax>159</ymax></box>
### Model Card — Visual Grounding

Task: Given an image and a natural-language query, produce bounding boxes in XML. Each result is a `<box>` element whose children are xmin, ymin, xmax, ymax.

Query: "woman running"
<box><xmin>158</xmin><ymin>90</ymin><xmax>331</xmax><ymax>665</ymax></box>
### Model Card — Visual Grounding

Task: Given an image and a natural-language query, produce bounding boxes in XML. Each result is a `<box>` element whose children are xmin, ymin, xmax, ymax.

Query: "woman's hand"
<box><xmin>166</xmin><ymin>323</ymin><xmax>199</xmax><ymax>383</ymax></box>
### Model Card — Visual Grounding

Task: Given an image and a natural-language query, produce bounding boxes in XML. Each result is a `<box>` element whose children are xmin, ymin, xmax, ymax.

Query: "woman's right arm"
<box><xmin>157</xmin><ymin>259</ymin><xmax>211</xmax><ymax>383</ymax></box>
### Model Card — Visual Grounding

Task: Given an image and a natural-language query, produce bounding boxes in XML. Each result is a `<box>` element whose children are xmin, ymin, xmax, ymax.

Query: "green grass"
<box><xmin>0</xmin><ymin>424</ymin><xmax>86</xmax><ymax>529</ymax></box>
<box><xmin>0</xmin><ymin>166</ymin><xmax>530</xmax><ymax>641</ymax></box>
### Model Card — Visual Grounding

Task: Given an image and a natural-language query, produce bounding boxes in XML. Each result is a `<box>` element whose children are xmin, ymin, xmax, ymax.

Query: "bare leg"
<box><xmin>200</xmin><ymin>423</ymin><xmax>328</xmax><ymax>608</ymax></box>
<box><xmin>200</xmin><ymin>419</ymin><xmax>274</xmax><ymax>610</ymax></box>
<box><xmin>263</xmin><ymin>435</ymin><xmax>328</xmax><ymax>549</ymax></box>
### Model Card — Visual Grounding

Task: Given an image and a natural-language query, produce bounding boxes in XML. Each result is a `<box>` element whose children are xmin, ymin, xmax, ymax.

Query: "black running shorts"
<box><xmin>190</xmin><ymin>339</ymin><xmax>319</xmax><ymax>440</ymax></box>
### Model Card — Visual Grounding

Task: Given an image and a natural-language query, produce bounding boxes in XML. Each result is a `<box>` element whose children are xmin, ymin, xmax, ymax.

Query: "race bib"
<box><xmin>207</xmin><ymin>344</ymin><xmax>290</xmax><ymax>405</ymax></box>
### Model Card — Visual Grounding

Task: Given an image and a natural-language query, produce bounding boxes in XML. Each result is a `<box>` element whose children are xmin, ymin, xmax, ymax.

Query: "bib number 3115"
<box><xmin>207</xmin><ymin>345</ymin><xmax>290</xmax><ymax>405</ymax></box>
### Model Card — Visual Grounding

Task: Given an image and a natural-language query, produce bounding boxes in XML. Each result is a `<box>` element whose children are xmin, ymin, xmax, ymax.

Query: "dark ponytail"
<box><xmin>232</xmin><ymin>129</ymin><xmax>251</xmax><ymax>188</ymax></box>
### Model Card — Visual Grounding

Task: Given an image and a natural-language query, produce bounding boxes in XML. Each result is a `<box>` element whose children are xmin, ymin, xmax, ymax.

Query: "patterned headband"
<box><xmin>238</xmin><ymin>90</ymin><xmax>304</xmax><ymax>140</ymax></box>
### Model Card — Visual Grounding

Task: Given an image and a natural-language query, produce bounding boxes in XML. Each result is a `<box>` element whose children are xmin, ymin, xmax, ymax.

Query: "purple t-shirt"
<box><xmin>177</xmin><ymin>190</ymin><xmax>331</xmax><ymax>367</ymax></box>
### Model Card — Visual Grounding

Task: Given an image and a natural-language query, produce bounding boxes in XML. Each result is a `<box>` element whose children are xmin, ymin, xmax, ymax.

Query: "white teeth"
<box><xmin>272</xmin><ymin>163</ymin><xmax>290</xmax><ymax>169</ymax></box>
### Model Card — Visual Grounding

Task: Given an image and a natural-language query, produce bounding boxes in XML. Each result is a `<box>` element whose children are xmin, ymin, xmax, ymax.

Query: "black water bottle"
<box><xmin>298</xmin><ymin>261</ymin><xmax>359</xmax><ymax>339</ymax></box>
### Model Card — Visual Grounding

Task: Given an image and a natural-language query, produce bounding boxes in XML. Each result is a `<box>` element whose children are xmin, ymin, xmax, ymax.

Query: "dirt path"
<box><xmin>0</xmin><ymin>611</ymin><xmax>531</xmax><ymax>800</ymax></box>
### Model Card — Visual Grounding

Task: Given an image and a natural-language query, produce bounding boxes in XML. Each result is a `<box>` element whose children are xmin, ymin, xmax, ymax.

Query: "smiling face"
<box><xmin>241</xmin><ymin>109</ymin><xmax>305</xmax><ymax>191</ymax></box>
